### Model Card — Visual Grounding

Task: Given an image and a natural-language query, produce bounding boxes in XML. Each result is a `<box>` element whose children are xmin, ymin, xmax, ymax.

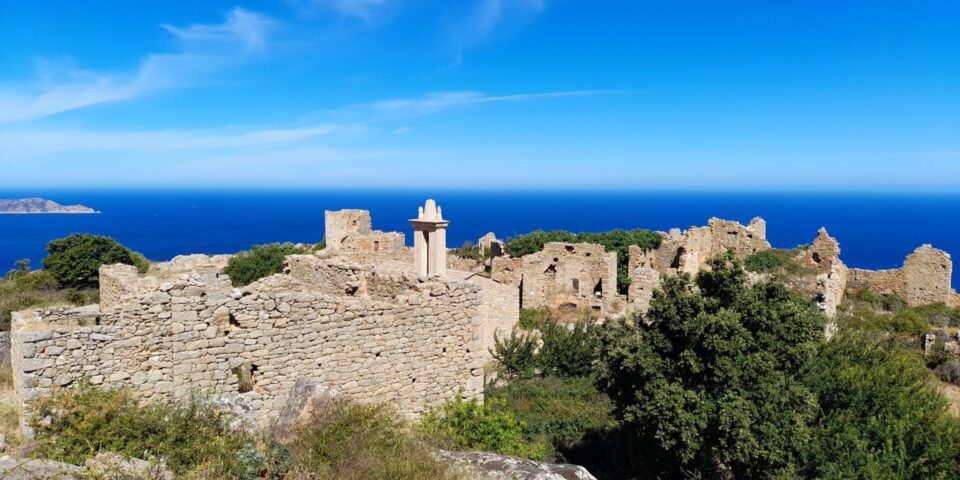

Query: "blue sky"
<box><xmin>1</xmin><ymin>0</ymin><xmax>958</xmax><ymax>190</ymax></box>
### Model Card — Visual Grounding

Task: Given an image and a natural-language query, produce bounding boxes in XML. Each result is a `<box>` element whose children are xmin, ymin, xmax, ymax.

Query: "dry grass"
<box><xmin>939</xmin><ymin>381</ymin><xmax>960</xmax><ymax>418</ymax></box>
<box><xmin>0</xmin><ymin>365</ymin><xmax>27</xmax><ymax>454</ymax></box>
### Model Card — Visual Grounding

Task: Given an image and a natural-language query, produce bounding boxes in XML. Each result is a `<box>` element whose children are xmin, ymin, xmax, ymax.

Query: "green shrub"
<box><xmin>518</xmin><ymin>308</ymin><xmax>554</xmax><ymax>330</ymax></box>
<box><xmin>450</xmin><ymin>240</ymin><xmax>484</xmax><ymax>261</ymax></box>
<box><xmin>487</xmin><ymin>376</ymin><xmax>615</xmax><ymax>454</ymax></box>
<box><xmin>492</xmin><ymin>330</ymin><xmax>538</xmax><ymax>379</ymax></box>
<box><xmin>505</xmin><ymin>229</ymin><xmax>662</xmax><ymax>294</ymax></box>
<box><xmin>744</xmin><ymin>248</ymin><xmax>809</xmax><ymax>276</ymax></box>
<box><xmin>536</xmin><ymin>316</ymin><xmax>601</xmax><ymax>378</ymax></box>
<box><xmin>223</xmin><ymin>243</ymin><xmax>307</xmax><ymax>287</ymax></box>
<box><xmin>282</xmin><ymin>401</ymin><xmax>457</xmax><ymax>480</ymax></box>
<box><xmin>595</xmin><ymin>253</ymin><xmax>825</xmax><ymax>478</ymax></box>
<box><xmin>42</xmin><ymin>234</ymin><xmax>149</xmax><ymax>287</ymax></box>
<box><xmin>420</xmin><ymin>391</ymin><xmax>549</xmax><ymax>460</ymax></box>
<box><xmin>802</xmin><ymin>334</ymin><xmax>960</xmax><ymax>479</ymax></box>
<box><xmin>31</xmin><ymin>382</ymin><xmax>244</xmax><ymax>475</ymax></box>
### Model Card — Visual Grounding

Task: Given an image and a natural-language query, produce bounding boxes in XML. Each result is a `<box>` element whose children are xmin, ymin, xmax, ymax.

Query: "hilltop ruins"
<box><xmin>6</xmin><ymin>200</ymin><xmax>959</xmax><ymax>435</ymax></box>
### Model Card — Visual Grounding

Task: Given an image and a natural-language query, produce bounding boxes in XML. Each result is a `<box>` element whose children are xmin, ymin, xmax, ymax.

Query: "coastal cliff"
<box><xmin>0</xmin><ymin>198</ymin><xmax>97</xmax><ymax>214</ymax></box>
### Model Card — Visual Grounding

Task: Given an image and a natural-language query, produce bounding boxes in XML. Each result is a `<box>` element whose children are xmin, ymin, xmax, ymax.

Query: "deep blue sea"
<box><xmin>1</xmin><ymin>190</ymin><xmax>959</xmax><ymax>286</ymax></box>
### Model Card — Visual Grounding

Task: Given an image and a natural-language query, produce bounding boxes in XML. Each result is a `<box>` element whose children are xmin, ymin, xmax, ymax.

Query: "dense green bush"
<box><xmin>420</xmin><ymin>391</ymin><xmax>549</xmax><ymax>460</ymax></box>
<box><xmin>595</xmin><ymin>253</ymin><xmax>825</xmax><ymax>478</ymax></box>
<box><xmin>31</xmin><ymin>382</ymin><xmax>244</xmax><ymax>475</ymax></box>
<box><xmin>42</xmin><ymin>234</ymin><xmax>149</xmax><ymax>287</ymax></box>
<box><xmin>493</xmin><ymin>310</ymin><xmax>600</xmax><ymax>379</ymax></box>
<box><xmin>487</xmin><ymin>376</ymin><xmax>615</xmax><ymax>455</ymax></box>
<box><xmin>223</xmin><ymin>243</ymin><xmax>308</xmax><ymax>287</ymax></box>
<box><xmin>802</xmin><ymin>334</ymin><xmax>960</xmax><ymax>479</ymax></box>
<box><xmin>535</xmin><ymin>316</ymin><xmax>601</xmax><ymax>378</ymax></box>
<box><xmin>450</xmin><ymin>240</ymin><xmax>485</xmax><ymax>261</ymax></box>
<box><xmin>491</xmin><ymin>329</ymin><xmax>539</xmax><ymax>379</ymax></box>
<box><xmin>505</xmin><ymin>229</ymin><xmax>662</xmax><ymax>294</ymax></box>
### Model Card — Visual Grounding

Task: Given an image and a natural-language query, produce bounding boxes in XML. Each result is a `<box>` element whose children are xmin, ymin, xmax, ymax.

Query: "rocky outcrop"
<box><xmin>439</xmin><ymin>451</ymin><xmax>597</xmax><ymax>480</ymax></box>
<box><xmin>85</xmin><ymin>452</ymin><xmax>173</xmax><ymax>480</ymax></box>
<box><xmin>272</xmin><ymin>377</ymin><xmax>339</xmax><ymax>438</ymax></box>
<box><xmin>0</xmin><ymin>198</ymin><xmax>97</xmax><ymax>214</ymax></box>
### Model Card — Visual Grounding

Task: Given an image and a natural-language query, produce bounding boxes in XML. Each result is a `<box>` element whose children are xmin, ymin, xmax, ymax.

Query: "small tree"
<box><xmin>595</xmin><ymin>252</ymin><xmax>825</xmax><ymax>478</ymax></box>
<box><xmin>42</xmin><ymin>234</ymin><xmax>149</xmax><ymax>287</ymax></box>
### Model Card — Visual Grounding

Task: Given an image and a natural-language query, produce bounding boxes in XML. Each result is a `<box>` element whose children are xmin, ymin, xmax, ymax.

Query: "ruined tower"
<box><xmin>410</xmin><ymin>199</ymin><xmax>448</xmax><ymax>277</ymax></box>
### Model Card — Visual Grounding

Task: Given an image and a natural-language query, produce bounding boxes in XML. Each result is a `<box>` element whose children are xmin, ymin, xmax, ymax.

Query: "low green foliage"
<box><xmin>802</xmin><ymin>334</ymin><xmax>960</xmax><ymax>479</ymax></box>
<box><xmin>42</xmin><ymin>234</ymin><xmax>149</xmax><ymax>287</ymax></box>
<box><xmin>223</xmin><ymin>243</ymin><xmax>308</xmax><ymax>287</ymax></box>
<box><xmin>494</xmin><ymin>309</ymin><xmax>600</xmax><ymax>379</ymax></box>
<box><xmin>487</xmin><ymin>376</ymin><xmax>615</xmax><ymax>455</ymax></box>
<box><xmin>505</xmin><ymin>228</ymin><xmax>662</xmax><ymax>294</ymax></box>
<box><xmin>450</xmin><ymin>240</ymin><xmax>486</xmax><ymax>261</ymax></box>
<box><xmin>31</xmin><ymin>382</ymin><xmax>244</xmax><ymax>475</ymax></box>
<box><xmin>285</xmin><ymin>401</ymin><xmax>458</xmax><ymax>480</ymax></box>
<box><xmin>0</xmin><ymin>259</ymin><xmax>98</xmax><ymax>330</ymax></box>
<box><xmin>491</xmin><ymin>329</ymin><xmax>539</xmax><ymax>379</ymax></box>
<box><xmin>421</xmin><ymin>391</ymin><xmax>549</xmax><ymax>460</ymax></box>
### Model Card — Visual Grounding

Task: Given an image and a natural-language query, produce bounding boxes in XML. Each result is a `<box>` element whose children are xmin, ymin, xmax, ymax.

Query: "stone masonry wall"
<box><xmin>847</xmin><ymin>245</ymin><xmax>957</xmax><ymax>306</ymax></box>
<box><xmin>11</xmin><ymin>262</ymin><xmax>486</xmax><ymax>430</ymax></box>
<box><xmin>519</xmin><ymin>242</ymin><xmax>621</xmax><ymax>317</ymax></box>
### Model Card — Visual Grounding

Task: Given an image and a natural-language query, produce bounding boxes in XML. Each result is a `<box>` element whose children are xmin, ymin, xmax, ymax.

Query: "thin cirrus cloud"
<box><xmin>345</xmin><ymin>90</ymin><xmax>605</xmax><ymax>118</ymax></box>
<box><xmin>0</xmin><ymin>8</ymin><xmax>274</xmax><ymax>124</ymax></box>
<box><xmin>0</xmin><ymin>124</ymin><xmax>352</xmax><ymax>156</ymax></box>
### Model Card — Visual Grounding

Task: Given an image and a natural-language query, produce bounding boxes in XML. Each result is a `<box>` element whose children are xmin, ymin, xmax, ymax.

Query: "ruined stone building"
<box><xmin>10</xmin><ymin>200</ymin><xmax>518</xmax><ymax>433</ymax></box>
<box><xmin>324</xmin><ymin>209</ymin><xmax>406</xmax><ymax>260</ymax></box>
<box><xmin>847</xmin><ymin>244</ymin><xmax>958</xmax><ymax>307</ymax></box>
<box><xmin>492</xmin><ymin>242</ymin><xmax>621</xmax><ymax>317</ymax></box>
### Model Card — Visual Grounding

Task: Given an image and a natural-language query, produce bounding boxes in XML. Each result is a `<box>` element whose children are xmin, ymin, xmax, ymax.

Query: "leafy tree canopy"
<box><xmin>42</xmin><ymin>234</ymin><xmax>149</xmax><ymax>287</ymax></box>
<box><xmin>595</xmin><ymin>252</ymin><xmax>825</xmax><ymax>478</ymax></box>
<box><xmin>222</xmin><ymin>243</ymin><xmax>307</xmax><ymax>287</ymax></box>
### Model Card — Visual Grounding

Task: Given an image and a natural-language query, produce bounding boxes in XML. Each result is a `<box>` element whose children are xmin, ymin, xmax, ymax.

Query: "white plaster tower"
<box><xmin>410</xmin><ymin>199</ymin><xmax>448</xmax><ymax>277</ymax></box>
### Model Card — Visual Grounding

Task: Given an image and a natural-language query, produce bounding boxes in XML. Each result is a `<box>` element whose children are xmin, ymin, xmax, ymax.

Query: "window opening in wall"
<box><xmin>592</xmin><ymin>306</ymin><xmax>602</xmax><ymax>313</ymax></box>
<box><xmin>545</xmin><ymin>264</ymin><xmax>557</xmax><ymax>274</ymax></box>
<box><xmin>374</xmin><ymin>240</ymin><xmax>380</xmax><ymax>252</ymax></box>
<box><xmin>565</xmin><ymin>245</ymin><xmax>575</xmax><ymax>253</ymax></box>
<box><xmin>352</xmin><ymin>219</ymin><xmax>357</xmax><ymax>226</ymax></box>
<box><xmin>234</xmin><ymin>363</ymin><xmax>258</xmax><ymax>393</ymax></box>
<box><xmin>572</xmin><ymin>278</ymin><xmax>580</xmax><ymax>292</ymax></box>
<box><xmin>594</xmin><ymin>279</ymin><xmax>603</xmax><ymax>298</ymax></box>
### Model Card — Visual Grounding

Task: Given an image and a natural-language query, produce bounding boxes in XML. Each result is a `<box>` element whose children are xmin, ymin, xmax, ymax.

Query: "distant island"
<box><xmin>0</xmin><ymin>198</ymin><xmax>98</xmax><ymax>214</ymax></box>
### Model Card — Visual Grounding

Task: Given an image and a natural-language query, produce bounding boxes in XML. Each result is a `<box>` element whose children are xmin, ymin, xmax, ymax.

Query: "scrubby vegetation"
<box><xmin>449</xmin><ymin>240</ymin><xmax>488</xmax><ymax>261</ymax></box>
<box><xmin>505</xmin><ymin>229</ymin><xmax>662</xmax><ymax>294</ymax></box>
<box><xmin>420</xmin><ymin>390</ymin><xmax>549</xmax><ymax>460</ymax></box>
<box><xmin>223</xmin><ymin>243</ymin><xmax>308</xmax><ymax>287</ymax></box>
<box><xmin>488</xmin><ymin>253</ymin><xmax>960</xmax><ymax>479</ymax></box>
<box><xmin>30</xmin><ymin>383</ymin><xmax>461</xmax><ymax>479</ymax></box>
<box><xmin>744</xmin><ymin>247</ymin><xmax>811</xmax><ymax>277</ymax></box>
<box><xmin>43</xmin><ymin>233</ymin><xmax>149</xmax><ymax>287</ymax></box>
<box><xmin>0</xmin><ymin>259</ymin><xmax>99</xmax><ymax>330</ymax></box>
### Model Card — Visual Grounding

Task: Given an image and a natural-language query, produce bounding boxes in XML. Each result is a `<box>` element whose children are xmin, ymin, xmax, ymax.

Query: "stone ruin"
<box><xmin>323</xmin><ymin>209</ymin><xmax>406</xmax><ymax>261</ymax></box>
<box><xmin>488</xmin><ymin>217</ymin><xmax>772</xmax><ymax>317</ymax></box>
<box><xmin>486</xmin><ymin>215</ymin><xmax>958</xmax><ymax>321</ymax></box>
<box><xmin>9</xmin><ymin>200</ymin><xmax>518</xmax><ymax>434</ymax></box>
<box><xmin>492</xmin><ymin>242</ymin><xmax>621</xmax><ymax>317</ymax></box>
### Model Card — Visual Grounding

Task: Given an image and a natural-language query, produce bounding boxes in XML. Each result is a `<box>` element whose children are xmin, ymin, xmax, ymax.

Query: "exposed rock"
<box><xmin>438</xmin><ymin>450</ymin><xmax>597</xmax><ymax>480</ymax></box>
<box><xmin>0</xmin><ymin>456</ymin><xmax>83</xmax><ymax>479</ymax></box>
<box><xmin>154</xmin><ymin>254</ymin><xmax>232</xmax><ymax>272</ymax></box>
<box><xmin>84</xmin><ymin>452</ymin><xmax>173</xmax><ymax>480</ymax></box>
<box><xmin>215</xmin><ymin>392</ymin><xmax>262</xmax><ymax>432</ymax></box>
<box><xmin>272</xmin><ymin>377</ymin><xmax>340</xmax><ymax>438</ymax></box>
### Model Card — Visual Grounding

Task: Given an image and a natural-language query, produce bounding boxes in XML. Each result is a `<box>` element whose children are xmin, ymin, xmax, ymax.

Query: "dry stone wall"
<box><xmin>847</xmin><ymin>245</ymin><xmax>957</xmax><ymax>307</ymax></box>
<box><xmin>518</xmin><ymin>242</ymin><xmax>621</xmax><ymax>317</ymax></box>
<box><xmin>11</xmin><ymin>259</ymin><xmax>488</xmax><ymax>432</ymax></box>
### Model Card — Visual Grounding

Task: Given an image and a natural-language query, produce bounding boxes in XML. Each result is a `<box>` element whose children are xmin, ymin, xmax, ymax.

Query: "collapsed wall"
<box><xmin>847</xmin><ymin>244</ymin><xmax>957</xmax><ymax>307</ymax></box>
<box><xmin>324</xmin><ymin>209</ymin><xmax>406</xmax><ymax>261</ymax></box>
<box><xmin>11</xmin><ymin>256</ymin><xmax>490</xmax><ymax>432</ymax></box>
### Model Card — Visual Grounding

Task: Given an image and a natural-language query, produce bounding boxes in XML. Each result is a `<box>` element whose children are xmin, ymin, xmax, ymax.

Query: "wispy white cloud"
<box><xmin>314</xmin><ymin>0</ymin><xmax>389</xmax><ymax>20</ymax></box>
<box><xmin>0</xmin><ymin>8</ymin><xmax>274</xmax><ymax>123</ymax></box>
<box><xmin>447</xmin><ymin>0</ymin><xmax>545</xmax><ymax>66</ymax></box>
<box><xmin>0</xmin><ymin>124</ymin><xmax>354</xmax><ymax>156</ymax></box>
<box><xmin>350</xmin><ymin>90</ymin><xmax>604</xmax><ymax>117</ymax></box>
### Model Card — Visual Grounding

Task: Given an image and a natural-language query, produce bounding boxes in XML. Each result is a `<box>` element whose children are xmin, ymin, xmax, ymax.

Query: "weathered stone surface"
<box><xmin>848</xmin><ymin>244</ymin><xmax>957</xmax><ymax>307</ymax></box>
<box><xmin>272</xmin><ymin>378</ymin><xmax>339</xmax><ymax>437</ymax></box>
<box><xmin>438</xmin><ymin>451</ymin><xmax>597</xmax><ymax>480</ymax></box>
<box><xmin>0</xmin><ymin>456</ymin><xmax>83</xmax><ymax>479</ymax></box>
<box><xmin>84</xmin><ymin>451</ymin><xmax>173</xmax><ymax>480</ymax></box>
